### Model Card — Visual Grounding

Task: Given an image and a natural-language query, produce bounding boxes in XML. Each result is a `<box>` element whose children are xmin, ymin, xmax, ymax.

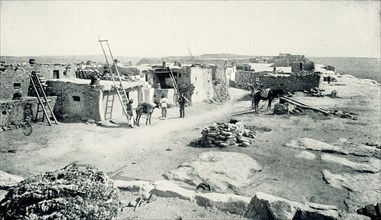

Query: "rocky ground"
<box><xmin>0</xmin><ymin>75</ymin><xmax>380</xmax><ymax>219</ymax></box>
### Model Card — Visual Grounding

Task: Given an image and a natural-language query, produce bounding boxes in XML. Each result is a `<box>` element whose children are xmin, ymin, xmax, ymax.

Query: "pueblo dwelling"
<box><xmin>0</xmin><ymin>58</ymin><xmax>230</xmax><ymax>131</ymax></box>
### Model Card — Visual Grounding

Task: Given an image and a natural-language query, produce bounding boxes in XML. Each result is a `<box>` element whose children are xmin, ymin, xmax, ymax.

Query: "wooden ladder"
<box><xmin>30</xmin><ymin>71</ymin><xmax>58</xmax><ymax>125</ymax></box>
<box><xmin>104</xmin><ymin>92</ymin><xmax>115</xmax><ymax>120</ymax></box>
<box><xmin>98</xmin><ymin>37</ymin><xmax>130</xmax><ymax>122</ymax></box>
<box><xmin>168</xmin><ymin>67</ymin><xmax>179</xmax><ymax>94</ymax></box>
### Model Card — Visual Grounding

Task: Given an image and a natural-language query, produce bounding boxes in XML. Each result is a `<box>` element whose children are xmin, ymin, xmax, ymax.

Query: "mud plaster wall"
<box><xmin>0</xmin><ymin>97</ymin><xmax>57</xmax><ymax>132</ymax></box>
<box><xmin>235</xmin><ymin>71</ymin><xmax>322</xmax><ymax>92</ymax></box>
<box><xmin>189</xmin><ymin>67</ymin><xmax>214</xmax><ymax>103</ymax></box>
<box><xmin>101</xmin><ymin>87</ymin><xmax>142</xmax><ymax>121</ymax></box>
<box><xmin>46</xmin><ymin>81</ymin><xmax>102</xmax><ymax>121</ymax></box>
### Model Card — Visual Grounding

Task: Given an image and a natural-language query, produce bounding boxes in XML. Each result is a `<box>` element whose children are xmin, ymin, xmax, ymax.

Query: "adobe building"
<box><xmin>0</xmin><ymin>63</ymin><xmax>63</xmax><ymax>132</ymax></box>
<box><xmin>46</xmin><ymin>78</ymin><xmax>149</xmax><ymax>122</ymax></box>
<box><xmin>144</xmin><ymin>63</ymin><xmax>216</xmax><ymax>104</ymax></box>
<box><xmin>0</xmin><ymin>60</ymin><xmax>149</xmax><ymax>131</ymax></box>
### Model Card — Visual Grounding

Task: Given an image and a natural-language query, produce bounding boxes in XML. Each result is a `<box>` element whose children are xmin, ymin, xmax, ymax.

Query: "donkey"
<box><xmin>135</xmin><ymin>101</ymin><xmax>159</xmax><ymax>126</ymax></box>
<box><xmin>253</xmin><ymin>88</ymin><xmax>285</xmax><ymax>111</ymax></box>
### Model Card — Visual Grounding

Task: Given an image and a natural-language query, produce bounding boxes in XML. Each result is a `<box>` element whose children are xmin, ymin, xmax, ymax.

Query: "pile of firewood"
<box><xmin>0</xmin><ymin>164</ymin><xmax>120</xmax><ymax>219</ymax></box>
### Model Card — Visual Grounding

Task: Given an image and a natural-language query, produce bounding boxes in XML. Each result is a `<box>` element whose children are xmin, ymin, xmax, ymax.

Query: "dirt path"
<box><xmin>0</xmin><ymin>88</ymin><xmax>249</xmax><ymax>178</ymax></box>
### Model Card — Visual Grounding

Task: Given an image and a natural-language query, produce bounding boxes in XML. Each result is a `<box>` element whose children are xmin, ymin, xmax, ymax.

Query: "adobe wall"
<box><xmin>46</xmin><ymin>80</ymin><xmax>103</xmax><ymax>121</ymax></box>
<box><xmin>235</xmin><ymin>71</ymin><xmax>322</xmax><ymax>92</ymax></box>
<box><xmin>0</xmin><ymin>97</ymin><xmax>57</xmax><ymax>132</ymax></box>
<box><xmin>101</xmin><ymin>88</ymin><xmax>141</xmax><ymax>121</ymax></box>
<box><xmin>189</xmin><ymin>66</ymin><xmax>214</xmax><ymax>103</ymax></box>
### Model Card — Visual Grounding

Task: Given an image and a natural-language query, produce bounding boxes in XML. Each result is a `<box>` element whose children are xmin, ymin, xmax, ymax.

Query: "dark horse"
<box><xmin>253</xmin><ymin>89</ymin><xmax>285</xmax><ymax>111</ymax></box>
<box><xmin>135</xmin><ymin>101</ymin><xmax>159</xmax><ymax>126</ymax></box>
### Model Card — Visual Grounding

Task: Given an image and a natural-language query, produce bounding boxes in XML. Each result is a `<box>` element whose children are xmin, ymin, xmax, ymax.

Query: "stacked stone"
<box><xmin>199</xmin><ymin>122</ymin><xmax>254</xmax><ymax>148</ymax></box>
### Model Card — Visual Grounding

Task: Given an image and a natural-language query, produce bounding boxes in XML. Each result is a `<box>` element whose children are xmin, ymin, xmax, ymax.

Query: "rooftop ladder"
<box><xmin>98</xmin><ymin>37</ymin><xmax>131</xmax><ymax>123</ymax></box>
<box><xmin>168</xmin><ymin>67</ymin><xmax>179</xmax><ymax>94</ymax></box>
<box><xmin>30</xmin><ymin>71</ymin><xmax>58</xmax><ymax>125</ymax></box>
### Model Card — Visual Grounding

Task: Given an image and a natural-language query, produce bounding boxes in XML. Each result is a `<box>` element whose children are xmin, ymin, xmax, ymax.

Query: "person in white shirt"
<box><xmin>159</xmin><ymin>94</ymin><xmax>168</xmax><ymax>118</ymax></box>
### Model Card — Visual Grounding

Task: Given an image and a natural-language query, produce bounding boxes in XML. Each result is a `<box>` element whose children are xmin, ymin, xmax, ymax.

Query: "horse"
<box><xmin>135</xmin><ymin>101</ymin><xmax>159</xmax><ymax>126</ymax></box>
<box><xmin>253</xmin><ymin>88</ymin><xmax>285</xmax><ymax>111</ymax></box>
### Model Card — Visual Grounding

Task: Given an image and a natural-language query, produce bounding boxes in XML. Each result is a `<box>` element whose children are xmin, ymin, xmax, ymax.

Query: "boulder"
<box><xmin>195</xmin><ymin>192</ymin><xmax>251</xmax><ymax>215</ymax></box>
<box><xmin>150</xmin><ymin>180</ymin><xmax>196</xmax><ymax>201</ymax></box>
<box><xmin>244</xmin><ymin>192</ymin><xmax>339</xmax><ymax>220</ymax></box>
<box><xmin>163</xmin><ymin>151</ymin><xmax>262</xmax><ymax>194</ymax></box>
<box><xmin>321</xmin><ymin>154</ymin><xmax>380</xmax><ymax>173</ymax></box>
<box><xmin>285</xmin><ymin>138</ymin><xmax>347</xmax><ymax>154</ymax></box>
<box><xmin>0</xmin><ymin>170</ymin><xmax>24</xmax><ymax>189</ymax></box>
<box><xmin>357</xmin><ymin>203</ymin><xmax>381</xmax><ymax>220</ymax></box>
<box><xmin>286</xmin><ymin>138</ymin><xmax>380</xmax><ymax>157</ymax></box>
<box><xmin>322</xmin><ymin>170</ymin><xmax>381</xmax><ymax>212</ymax></box>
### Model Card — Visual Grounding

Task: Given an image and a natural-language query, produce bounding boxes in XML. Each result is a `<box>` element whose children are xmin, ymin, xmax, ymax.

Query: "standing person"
<box><xmin>327</xmin><ymin>76</ymin><xmax>331</xmax><ymax>84</ymax></box>
<box><xmin>159</xmin><ymin>94</ymin><xmax>168</xmax><ymax>119</ymax></box>
<box><xmin>127</xmin><ymin>99</ymin><xmax>134</xmax><ymax>128</ymax></box>
<box><xmin>178</xmin><ymin>93</ymin><xmax>190</xmax><ymax>118</ymax></box>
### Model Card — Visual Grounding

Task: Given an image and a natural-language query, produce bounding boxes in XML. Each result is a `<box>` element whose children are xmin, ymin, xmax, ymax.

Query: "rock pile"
<box><xmin>0</xmin><ymin>164</ymin><xmax>120</xmax><ymax>219</ymax></box>
<box><xmin>197</xmin><ymin>121</ymin><xmax>255</xmax><ymax>148</ymax></box>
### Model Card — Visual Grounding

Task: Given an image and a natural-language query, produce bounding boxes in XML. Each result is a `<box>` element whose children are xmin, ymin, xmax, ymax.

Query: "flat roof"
<box><xmin>47</xmin><ymin>78</ymin><xmax>146</xmax><ymax>91</ymax></box>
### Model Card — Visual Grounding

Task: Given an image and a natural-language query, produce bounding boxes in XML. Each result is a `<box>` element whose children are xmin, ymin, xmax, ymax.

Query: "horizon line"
<box><xmin>1</xmin><ymin>54</ymin><xmax>380</xmax><ymax>60</ymax></box>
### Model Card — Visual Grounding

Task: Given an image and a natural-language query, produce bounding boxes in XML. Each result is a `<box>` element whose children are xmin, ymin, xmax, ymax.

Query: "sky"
<box><xmin>1</xmin><ymin>1</ymin><xmax>380</xmax><ymax>58</ymax></box>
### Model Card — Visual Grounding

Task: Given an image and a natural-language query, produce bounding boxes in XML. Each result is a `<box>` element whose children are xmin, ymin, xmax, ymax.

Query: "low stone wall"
<box><xmin>0</xmin><ymin>97</ymin><xmax>57</xmax><ymax>132</ymax></box>
<box><xmin>235</xmin><ymin>71</ymin><xmax>322</xmax><ymax>92</ymax></box>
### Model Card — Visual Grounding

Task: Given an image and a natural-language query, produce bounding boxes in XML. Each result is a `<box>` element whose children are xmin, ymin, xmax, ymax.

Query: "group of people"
<box><xmin>159</xmin><ymin>93</ymin><xmax>190</xmax><ymax>119</ymax></box>
<box><xmin>126</xmin><ymin>93</ymin><xmax>190</xmax><ymax>128</ymax></box>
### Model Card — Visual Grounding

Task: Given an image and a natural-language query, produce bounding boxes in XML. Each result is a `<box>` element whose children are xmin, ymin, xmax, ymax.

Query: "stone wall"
<box><xmin>0</xmin><ymin>68</ymin><xmax>30</xmax><ymax>100</ymax></box>
<box><xmin>235</xmin><ymin>71</ymin><xmax>322</xmax><ymax>92</ymax></box>
<box><xmin>0</xmin><ymin>97</ymin><xmax>57</xmax><ymax>132</ymax></box>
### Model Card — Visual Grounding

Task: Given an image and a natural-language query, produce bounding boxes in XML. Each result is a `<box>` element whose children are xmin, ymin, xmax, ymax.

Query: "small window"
<box><xmin>2</xmin><ymin>110</ymin><xmax>7</xmax><ymax>115</ymax></box>
<box><xmin>13</xmin><ymin>83</ymin><xmax>21</xmax><ymax>89</ymax></box>
<box><xmin>73</xmin><ymin>96</ymin><xmax>80</xmax><ymax>102</ymax></box>
<box><xmin>178</xmin><ymin>73</ymin><xmax>181</xmax><ymax>77</ymax></box>
<box><xmin>53</xmin><ymin>70</ymin><xmax>60</xmax><ymax>79</ymax></box>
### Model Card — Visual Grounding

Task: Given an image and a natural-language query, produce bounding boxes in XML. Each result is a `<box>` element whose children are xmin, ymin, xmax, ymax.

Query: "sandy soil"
<box><xmin>0</xmin><ymin>75</ymin><xmax>380</xmax><ymax>219</ymax></box>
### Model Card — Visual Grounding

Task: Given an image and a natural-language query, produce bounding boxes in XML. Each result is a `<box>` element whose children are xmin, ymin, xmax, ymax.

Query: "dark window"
<box><xmin>73</xmin><ymin>96</ymin><xmax>80</xmax><ymax>102</ymax></box>
<box><xmin>13</xmin><ymin>83</ymin><xmax>21</xmax><ymax>89</ymax></box>
<box><xmin>53</xmin><ymin>70</ymin><xmax>60</xmax><ymax>79</ymax></box>
<box><xmin>178</xmin><ymin>73</ymin><xmax>181</xmax><ymax>77</ymax></box>
<box><xmin>2</xmin><ymin>110</ymin><xmax>7</xmax><ymax>115</ymax></box>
